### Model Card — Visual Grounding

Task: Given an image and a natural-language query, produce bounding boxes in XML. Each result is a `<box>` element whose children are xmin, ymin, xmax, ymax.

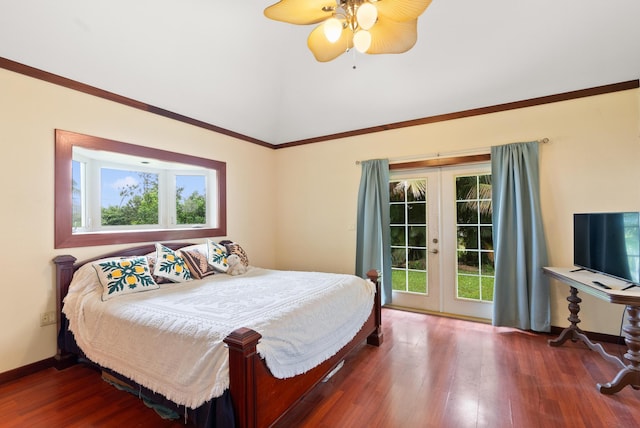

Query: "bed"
<box><xmin>53</xmin><ymin>242</ymin><xmax>383</xmax><ymax>428</ymax></box>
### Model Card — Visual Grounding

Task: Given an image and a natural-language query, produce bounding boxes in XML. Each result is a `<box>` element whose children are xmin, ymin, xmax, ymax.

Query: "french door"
<box><xmin>389</xmin><ymin>163</ymin><xmax>494</xmax><ymax>320</ymax></box>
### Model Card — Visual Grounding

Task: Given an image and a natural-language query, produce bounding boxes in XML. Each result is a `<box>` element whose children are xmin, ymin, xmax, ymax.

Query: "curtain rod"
<box><xmin>355</xmin><ymin>138</ymin><xmax>549</xmax><ymax>165</ymax></box>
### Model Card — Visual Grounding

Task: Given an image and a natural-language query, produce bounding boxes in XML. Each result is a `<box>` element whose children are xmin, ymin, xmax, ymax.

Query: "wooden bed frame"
<box><xmin>53</xmin><ymin>243</ymin><xmax>383</xmax><ymax>428</ymax></box>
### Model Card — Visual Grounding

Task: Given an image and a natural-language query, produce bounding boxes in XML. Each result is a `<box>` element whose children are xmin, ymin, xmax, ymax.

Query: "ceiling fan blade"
<box><xmin>375</xmin><ymin>0</ymin><xmax>433</xmax><ymax>22</ymax></box>
<box><xmin>367</xmin><ymin>17</ymin><xmax>419</xmax><ymax>54</ymax></box>
<box><xmin>307</xmin><ymin>24</ymin><xmax>354</xmax><ymax>62</ymax></box>
<box><xmin>264</xmin><ymin>0</ymin><xmax>336</xmax><ymax>25</ymax></box>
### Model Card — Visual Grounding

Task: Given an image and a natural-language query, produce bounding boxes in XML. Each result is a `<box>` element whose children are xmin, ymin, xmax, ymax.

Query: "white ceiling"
<box><xmin>1</xmin><ymin>0</ymin><xmax>639</xmax><ymax>145</ymax></box>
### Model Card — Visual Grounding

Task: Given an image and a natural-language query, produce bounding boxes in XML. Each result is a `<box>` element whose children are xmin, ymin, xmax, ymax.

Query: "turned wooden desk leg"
<box><xmin>598</xmin><ymin>305</ymin><xmax>640</xmax><ymax>394</ymax></box>
<box><xmin>549</xmin><ymin>286</ymin><xmax>583</xmax><ymax>346</ymax></box>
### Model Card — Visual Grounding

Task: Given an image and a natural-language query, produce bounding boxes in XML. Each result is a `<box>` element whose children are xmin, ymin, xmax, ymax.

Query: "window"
<box><xmin>56</xmin><ymin>130</ymin><xmax>226</xmax><ymax>248</ymax></box>
<box><xmin>455</xmin><ymin>174</ymin><xmax>494</xmax><ymax>302</ymax></box>
<box><xmin>390</xmin><ymin>179</ymin><xmax>428</xmax><ymax>294</ymax></box>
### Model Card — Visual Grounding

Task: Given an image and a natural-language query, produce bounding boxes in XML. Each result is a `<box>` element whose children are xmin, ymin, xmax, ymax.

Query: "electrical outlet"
<box><xmin>40</xmin><ymin>311</ymin><xmax>56</xmax><ymax>326</ymax></box>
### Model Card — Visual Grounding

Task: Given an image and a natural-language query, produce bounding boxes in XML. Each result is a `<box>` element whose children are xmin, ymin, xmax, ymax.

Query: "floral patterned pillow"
<box><xmin>93</xmin><ymin>257</ymin><xmax>159</xmax><ymax>301</ymax></box>
<box><xmin>153</xmin><ymin>243</ymin><xmax>192</xmax><ymax>282</ymax></box>
<box><xmin>206</xmin><ymin>239</ymin><xmax>229</xmax><ymax>273</ymax></box>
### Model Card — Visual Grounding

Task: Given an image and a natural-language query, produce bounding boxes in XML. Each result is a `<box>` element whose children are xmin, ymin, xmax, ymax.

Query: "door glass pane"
<box><xmin>390</xmin><ymin>226</ymin><xmax>405</xmax><ymax>246</ymax></box>
<box><xmin>408</xmin><ymin>226</ymin><xmax>427</xmax><ymax>247</ymax></box>
<box><xmin>457</xmin><ymin>201</ymin><xmax>478</xmax><ymax>224</ymax></box>
<box><xmin>391</xmin><ymin>248</ymin><xmax>406</xmax><ymax>268</ymax></box>
<box><xmin>407</xmin><ymin>203</ymin><xmax>426</xmax><ymax>224</ymax></box>
<box><xmin>390</xmin><ymin>204</ymin><xmax>405</xmax><ymax>224</ymax></box>
<box><xmin>389</xmin><ymin>179</ymin><xmax>428</xmax><ymax>295</ymax></box>
<box><xmin>389</xmin><ymin>181</ymin><xmax>405</xmax><ymax>202</ymax></box>
<box><xmin>455</xmin><ymin>174</ymin><xmax>494</xmax><ymax>302</ymax></box>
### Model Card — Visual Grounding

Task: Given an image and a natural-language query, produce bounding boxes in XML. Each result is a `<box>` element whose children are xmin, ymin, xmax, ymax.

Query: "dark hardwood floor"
<box><xmin>1</xmin><ymin>308</ymin><xmax>638</xmax><ymax>427</ymax></box>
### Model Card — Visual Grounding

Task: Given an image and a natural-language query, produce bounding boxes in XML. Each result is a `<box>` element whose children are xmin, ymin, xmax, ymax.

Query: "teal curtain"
<box><xmin>356</xmin><ymin>159</ymin><xmax>392</xmax><ymax>305</ymax></box>
<box><xmin>491</xmin><ymin>142</ymin><xmax>550</xmax><ymax>332</ymax></box>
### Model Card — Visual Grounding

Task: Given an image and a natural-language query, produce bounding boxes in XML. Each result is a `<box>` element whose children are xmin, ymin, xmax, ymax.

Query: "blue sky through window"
<box><xmin>72</xmin><ymin>162</ymin><xmax>207</xmax><ymax>211</ymax></box>
<box><xmin>100</xmin><ymin>169</ymin><xmax>205</xmax><ymax>208</ymax></box>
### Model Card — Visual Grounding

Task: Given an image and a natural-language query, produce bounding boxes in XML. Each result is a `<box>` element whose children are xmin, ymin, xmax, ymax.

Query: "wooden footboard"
<box><xmin>224</xmin><ymin>270</ymin><xmax>382</xmax><ymax>428</ymax></box>
<box><xmin>54</xmin><ymin>246</ymin><xmax>382</xmax><ymax>428</ymax></box>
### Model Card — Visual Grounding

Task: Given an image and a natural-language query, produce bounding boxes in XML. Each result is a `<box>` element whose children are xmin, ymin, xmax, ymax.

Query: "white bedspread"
<box><xmin>63</xmin><ymin>264</ymin><xmax>375</xmax><ymax>408</ymax></box>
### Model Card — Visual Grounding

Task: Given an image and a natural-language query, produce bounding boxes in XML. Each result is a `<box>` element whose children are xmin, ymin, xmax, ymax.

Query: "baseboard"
<box><xmin>0</xmin><ymin>357</ymin><xmax>56</xmax><ymax>385</ymax></box>
<box><xmin>549</xmin><ymin>326</ymin><xmax>624</xmax><ymax>345</ymax></box>
<box><xmin>385</xmin><ymin>306</ymin><xmax>625</xmax><ymax>345</ymax></box>
<box><xmin>384</xmin><ymin>304</ymin><xmax>492</xmax><ymax>324</ymax></box>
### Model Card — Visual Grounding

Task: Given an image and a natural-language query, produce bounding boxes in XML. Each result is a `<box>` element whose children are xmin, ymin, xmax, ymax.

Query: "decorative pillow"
<box><xmin>219</xmin><ymin>240</ymin><xmax>249</xmax><ymax>267</ymax></box>
<box><xmin>206</xmin><ymin>239</ymin><xmax>229</xmax><ymax>272</ymax></box>
<box><xmin>93</xmin><ymin>257</ymin><xmax>159</xmax><ymax>301</ymax></box>
<box><xmin>153</xmin><ymin>243</ymin><xmax>192</xmax><ymax>282</ymax></box>
<box><xmin>181</xmin><ymin>245</ymin><xmax>217</xmax><ymax>279</ymax></box>
<box><xmin>145</xmin><ymin>253</ymin><xmax>173</xmax><ymax>284</ymax></box>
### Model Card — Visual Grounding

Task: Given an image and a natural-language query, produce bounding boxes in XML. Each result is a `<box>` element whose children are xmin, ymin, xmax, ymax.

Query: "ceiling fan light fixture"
<box><xmin>323</xmin><ymin>17</ymin><xmax>343</xmax><ymax>43</ymax></box>
<box><xmin>264</xmin><ymin>0</ymin><xmax>433</xmax><ymax>62</ymax></box>
<box><xmin>356</xmin><ymin>2</ymin><xmax>378</xmax><ymax>30</ymax></box>
<box><xmin>353</xmin><ymin>29</ymin><xmax>372</xmax><ymax>53</ymax></box>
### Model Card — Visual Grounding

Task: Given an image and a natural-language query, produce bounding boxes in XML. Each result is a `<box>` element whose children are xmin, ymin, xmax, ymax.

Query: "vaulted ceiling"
<box><xmin>1</xmin><ymin>0</ymin><xmax>639</xmax><ymax>145</ymax></box>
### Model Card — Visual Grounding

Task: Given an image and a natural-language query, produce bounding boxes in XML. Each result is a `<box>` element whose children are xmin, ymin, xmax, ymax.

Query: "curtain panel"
<box><xmin>356</xmin><ymin>159</ymin><xmax>392</xmax><ymax>305</ymax></box>
<box><xmin>491</xmin><ymin>141</ymin><xmax>550</xmax><ymax>332</ymax></box>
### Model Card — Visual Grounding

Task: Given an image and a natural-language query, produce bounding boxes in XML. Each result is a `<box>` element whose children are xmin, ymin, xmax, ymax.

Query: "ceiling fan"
<box><xmin>264</xmin><ymin>0</ymin><xmax>433</xmax><ymax>62</ymax></box>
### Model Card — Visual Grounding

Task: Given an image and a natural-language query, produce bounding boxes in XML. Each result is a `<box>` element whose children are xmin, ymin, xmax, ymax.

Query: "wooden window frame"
<box><xmin>54</xmin><ymin>129</ymin><xmax>227</xmax><ymax>248</ymax></box>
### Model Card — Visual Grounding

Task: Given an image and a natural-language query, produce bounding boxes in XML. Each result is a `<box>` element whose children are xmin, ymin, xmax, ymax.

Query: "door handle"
<box><xmin>430</xmin><ymin>249</ymin><xmax>439</xmax><ymax>254</ymax></box>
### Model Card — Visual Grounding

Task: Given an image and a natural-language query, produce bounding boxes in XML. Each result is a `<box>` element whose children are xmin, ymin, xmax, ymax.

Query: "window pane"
<box><xmin>456</xmin><ymin>176</ymin><xmax>477</xmax><ymax>200</ymax></box>
<box><xmin>391</xmin><ymin>248</ymin><xmax>406</xmax><ymax>268</ymax></box>
<box><xmin>390</xmin><ymin>204</ymin><xmax>405</xmax><ymax>224</ymax></box>
<box><xmin>72</xmin><ymin>160</ymin><xmax>83</xmax><ymax>229</ymax></box>
<box><xmin>458</xmin><ymin>274</ymin><xmax>480</xmax><ymax>299</ymax></box>
<box><xmin>391</xmin><ymin>226</ymin><xmax>405</xmax><ymax>246</ymax></box>
<box><xmin>406</xmin><ymin>180</ymin><xmax>426</xmax><ymax>202</ymax></box>
<box><xmin>481</xmin><ymin>251</ymin><xmax>495</xmax><ymax>276</ymax></box>
<box><xmin>458</xmin><ymin>250</ymin><xmax>479</xmax><ymax>274</ymax></box>
<box><xmin>176</xmin><ymin>175</ymin><xmax>206</xmax><ymax>224</ymax></box>
<box><xmin>408</xmin><ymin>226</ymin><xmax>427</xmax><ymax>247</ymax></box>
<box><xmin>480</xmin><ymin>226</ymin><xmax>493</xmax><ymax>250</ymax></box>
<box><xmin>481</xmin><ymin>276</ymin><xmax>495</xmax><ymax>302</ymax></box>
<box><xmin>457</xmin><ymin>201</ymin><xmax>478</xmax><ymax>224</ymax></box>
<box><xmin>389</xmin><ymin>181</ymin><xmax>405</xmax><ymax>202</ymax></box>
<box><xmin>408</xmin><ymin>249</ymin><xmax>426</xmax><ymax>270</ymax></box>
<box><xmin>458</xmin><ymin>226</ymin><xmax>478</xmax><ymax>250</ymax></box>
<box><xmin>392</xmin><ymin>269</ymin><xmax>407</xmax><ymax>291</ymax></box>
<box><xmin>407</xmin><ymin>270</ymin><xmax>427</xmax><ymax>294</ymax></box>
<box><xmin>101</xmin><ymin>169</ymin><xmax>159</xmax><ymax>226</ymax></box>
<box><xmin>407</xmin><ymin>203</ymin><xmax>426</xmax><ymax>224</ymax></box>
<box><xmin>479</xmin><ymin>204</ymin><xmax>492</xmax><ymax>224</ymax></box>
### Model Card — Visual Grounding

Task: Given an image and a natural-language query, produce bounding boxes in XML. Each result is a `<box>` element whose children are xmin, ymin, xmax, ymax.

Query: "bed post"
<box><xmin>366</xmin><ymin>269</ymin><xmax>384</xmax><ymax>346</ymax></box>
<box><xmin>224</xmin><ymin>327</ymin><xmax>263</xmax><ymax>428</ymax></box>
<box><xmin>53</xmin><ymin>255</ymin><xmax>78</xmax><ymax>369</ymax></box>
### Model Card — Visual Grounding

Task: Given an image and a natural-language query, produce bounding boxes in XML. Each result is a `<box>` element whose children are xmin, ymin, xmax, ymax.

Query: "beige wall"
<box><xmin>0</xmin><ymin>69</ymin><xmax>277</xmax><ymax>373</ymax></box>
<box><xmin>1</xmin><ymin>65</ymin><xmax>639</xmax><ymax>374</ymax></box>
<box><xmin>275</xmin><ymin>88</ymin><xmax>640</xmax><ymax>335</ymax></box>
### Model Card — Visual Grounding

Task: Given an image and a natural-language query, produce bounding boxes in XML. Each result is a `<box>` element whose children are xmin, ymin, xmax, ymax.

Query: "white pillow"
<box><xmin>93</xmin><ymin>256</ymin><xmax>159</xmax><ymax>301</ymax></box>
<box><xmin>207</xmin><ymin>239</ymin><xmax>229</xmax><ymax>272</ymax></box>
<box><xmin>153</xmin><ymin>243</ymin><xmax>193</xmax><ymax>282</ymax></box>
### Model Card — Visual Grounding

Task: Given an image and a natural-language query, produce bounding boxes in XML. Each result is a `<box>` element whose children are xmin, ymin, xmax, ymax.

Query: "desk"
<box><xmin>543</xmin><ymin>267</ymin><xmax>640</xmax><ymax>394</ymax></box>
